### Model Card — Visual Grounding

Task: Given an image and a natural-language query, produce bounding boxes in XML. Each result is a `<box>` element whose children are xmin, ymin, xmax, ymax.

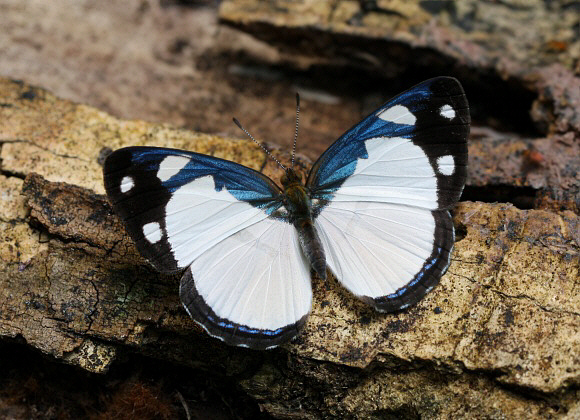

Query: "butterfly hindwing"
<box><xmin>308</xmin><ymin>77</ymin><xmax>469</xmax><ymax>311</ymax></box>
<box><xmin>315</xmin><ymin>205</ymin><xmax>455</xmax><ymax>312</ymax></box>
<box><xmin>180</xmin><ymin>217</ymin><xmax>312</xmax><ymax>349</ymax></box>
<box><xmin>104</xmin><ymin>147</ymin><xmax>313</xmax><ymax>348</ymax></box>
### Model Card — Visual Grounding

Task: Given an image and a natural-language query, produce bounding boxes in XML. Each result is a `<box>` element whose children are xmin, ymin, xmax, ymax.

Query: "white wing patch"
<box><xmin>439</xmin><ymin>104</ymin><xmax>456</xmax><ymax>120</ymax></box>
<box><xmin>120</xmin><ymin>176</ymin><xmax>134</xmax><ymax>193</ymax></box>
<box><xmin>157</xmin><ymin>155</ymin><xmax>190</xmax><ymax>182</ymax></box>
<box><xmin>143</xmin><ymin>222</ymin><xmax>163</xmax><ymax>244</ymax></box>
<box><xmin>165</xmin><ymin>173</ymin><xmax>312</xmax><ymax>333</ymax></box>
<box><xmin>190</xmin><ymin>218</ymin><xmax>312</xmax><ymax>331</ymax></box>
<box><xmin>329</xmin><ymin>137</ymin><xmax>438</xmax><ymax>208</ymax></box>
<box><xmin>165</xmin><ymin>175</ymin><xmax>270</xmax><ymax>268</ymax></box>
<box><xmin>377</xmin><ymin>105</ymin><xmax>417</xmax><ymax>125</ymax></box>
<box><xmin>314</xmin><ymin>134</ymin><xmax>443</xmax><ymax>301</ymax></box>
<box><xmin>316</xmin><ymin>201</ymin><xmax>435</xmax><ymax>299</ymax></box>
<box><xmin>436</xmin><ymin>155</ymin><xmax>455</xmax><ymax>176</ymax></box>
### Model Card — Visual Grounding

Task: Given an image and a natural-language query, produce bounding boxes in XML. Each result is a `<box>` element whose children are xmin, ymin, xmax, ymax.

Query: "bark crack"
<box><xmin>1</xmin><ymin>138</ymin><xmax>91</xmax><ymax>161</ymax></box>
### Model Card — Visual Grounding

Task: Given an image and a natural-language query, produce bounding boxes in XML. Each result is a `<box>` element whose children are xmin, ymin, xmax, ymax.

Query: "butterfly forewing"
<box><xmin>308</xmin><ymin>77</ymin><xmax>469</xmax><ymax>311</ymax></box>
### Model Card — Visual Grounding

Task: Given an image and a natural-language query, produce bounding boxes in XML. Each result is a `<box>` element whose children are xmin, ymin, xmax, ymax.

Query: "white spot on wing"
<box><xmin>143</xmin><ymin>222</ymin><xmax>163</xmax><ymax>243</ymax></box>
<box><xmin>439</xmin><ymin>104</ymin><xmax>455</xmax><ymax>120</ymax></box>
<box><xmin>437</xmin><ymin>155</ymin><xmax>455</xmax><ymax>176</ymax></box>
<box><xmin>377</xmin><ymin>105</ymin><xmax>416</xmax><ymax>125</ymax></box>
<box><xmin>157</xmin><ymin>155</ymin><xmax>190</xmax><ymax>182</ymax></box>
<box><xmin>120</xmin><ymin>176</ymin><xmax>134</xmax><ymax>193</ymax></box>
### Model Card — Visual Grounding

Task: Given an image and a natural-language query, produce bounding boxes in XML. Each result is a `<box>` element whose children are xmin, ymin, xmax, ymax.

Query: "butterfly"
<box><xmin>103</xmin><ymin>77</ymin><xmax>469</xmax><ymax>350</ymax></box>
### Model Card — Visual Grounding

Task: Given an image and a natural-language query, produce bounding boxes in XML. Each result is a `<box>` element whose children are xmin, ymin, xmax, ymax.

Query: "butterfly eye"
<box><xmin>283</xmin><ymin>170</ymin><xmax>302</xmax><ymax>185</ymax></box>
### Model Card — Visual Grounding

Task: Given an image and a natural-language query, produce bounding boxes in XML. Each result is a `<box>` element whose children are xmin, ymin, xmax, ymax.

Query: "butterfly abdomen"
<box><xmin>295</xmin><ymin>217</ymin><xmax>326</xmax><ymax>280</ymax></box>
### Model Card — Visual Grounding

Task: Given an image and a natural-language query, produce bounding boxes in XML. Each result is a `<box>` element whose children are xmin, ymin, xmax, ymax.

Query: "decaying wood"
<box><xmin>220</xmin><ymin>0</ymin><xmax>580</xmax><ymax>214</ymax></box>
<box><xmin>1</xmin><ymin>77</ymin><xmax>579</xmax><ymax>418</ymax></box>
<box><xmin>219</xmin><ymin>0</ymin><xmax>580</xmax><ymax>81</ymax></box>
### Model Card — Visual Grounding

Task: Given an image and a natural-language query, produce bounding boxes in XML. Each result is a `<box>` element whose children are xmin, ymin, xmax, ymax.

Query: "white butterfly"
<box><xmin>104</xmin><ymin>77</ymin><xmax>469</xmax><ymax>349</ymax></box>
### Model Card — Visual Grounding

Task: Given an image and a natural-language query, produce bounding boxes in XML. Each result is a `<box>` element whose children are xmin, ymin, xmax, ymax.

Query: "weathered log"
<box><xmin>1</xmin><ymin>78</ymin><xmax>578</xmax><ymax>418</ymax></box>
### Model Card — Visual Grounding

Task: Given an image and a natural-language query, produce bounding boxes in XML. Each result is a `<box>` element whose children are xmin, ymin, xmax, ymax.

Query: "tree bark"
<box><xmin>1</xmin><ymin>76</ymin><xmax>578</xmax><ymax>418</ymax></box>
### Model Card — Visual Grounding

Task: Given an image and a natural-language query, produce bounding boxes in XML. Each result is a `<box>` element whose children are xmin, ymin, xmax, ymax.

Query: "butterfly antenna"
<box><xmin>232</xmin><ymin>117</ymin><xmax>287</xmax><ymax>171</ymax></box>
<box><xmin>291</xmin><ymin>93</ymin><xmax>300</xmax><ymax>168</ymax></box>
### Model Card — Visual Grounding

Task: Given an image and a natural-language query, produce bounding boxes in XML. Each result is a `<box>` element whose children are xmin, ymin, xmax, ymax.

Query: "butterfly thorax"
<box><xmin>281</xmin><ymin>169</ymin><xmax>327</xmax><ymax>280</ymax></box>
<box><xmin>280</xmin><ymin>169</ymin><xmax>311</xmax><ymax>221</ymax></box>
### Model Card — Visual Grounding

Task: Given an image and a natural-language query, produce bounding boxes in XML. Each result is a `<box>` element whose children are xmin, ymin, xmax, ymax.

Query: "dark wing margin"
<box><xmin>407</xmin><ymin>77</ymin><xmax>469</xmax><ymax>209</ymax></box>
<box><xmin>180</xmin><ymin>267</ymin><xmax>309</xmax><ymax>350</ymax></box>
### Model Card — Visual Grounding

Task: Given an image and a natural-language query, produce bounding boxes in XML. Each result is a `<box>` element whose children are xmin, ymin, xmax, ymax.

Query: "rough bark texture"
<box><xmin>1</xmin><ymin>0</ymin><xmax>579</xmax><ymax>418</ymax></box>
<box><xmin>220</xmin><ymin>0</ymin><xmax>580</xmax><ymax>76</ymax></box>
<box><xmin>1</xmin><ymin>78</ymin><xmax>579</xmax><ymax>418</ymax></box>
<box><xmin>219</xmin><ymin>0</ymin><xmax>580</xmax><ymax>214</ymax></box>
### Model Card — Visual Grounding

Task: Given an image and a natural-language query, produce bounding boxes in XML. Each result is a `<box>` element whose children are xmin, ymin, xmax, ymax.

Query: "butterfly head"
<box><xmin>280</xmin><ymin>169</ymin><xmax>303</xmax><ymax>188</ymax></box>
